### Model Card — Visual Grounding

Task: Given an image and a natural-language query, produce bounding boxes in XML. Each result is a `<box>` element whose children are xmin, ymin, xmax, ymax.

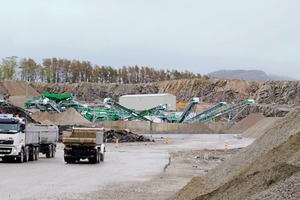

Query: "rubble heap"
<box><xmin>105</xmin><ymin>129</ymin><xmax>154</xmax><ymax>143</ymax></box>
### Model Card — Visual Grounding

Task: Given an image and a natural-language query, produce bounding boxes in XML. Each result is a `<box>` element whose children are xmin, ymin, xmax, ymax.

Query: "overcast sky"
<box><xmin>1</xmin><ymin>0</ymin><xmax>299</xmax><ymax>80</ymax></box>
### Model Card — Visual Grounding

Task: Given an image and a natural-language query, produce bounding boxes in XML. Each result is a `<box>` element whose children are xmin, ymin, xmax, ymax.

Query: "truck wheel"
<box><xmin>100</xmin><ymin>153</ymin><xmax>104</xmax><ymax>162</ymax></box>
<box><xmin>23</xmin><ymin>148</ymin><xmax>29</xmax><ymax>162</ymax></box>
<box><xmin>32</xmin><ymin>148</ymin><xmax>36</xmax><ymax>161</ymax></box>
<box><xmin>65</xmin><ymin>157</ymin><xmax>71</xmax><ymax>163</ymax></box>
<box><xmin>35</xmin><ymin>147</ymin><xmax>39</xmax><ymax>160</ymax></box>
<box><xmin>96</xmin><ymin>151</ymin><xmax>100</xmax><ymax>163</ymax></box>
<box><xmin>89</xmin><ymin>155</ymin><xmax>97</xmax><ymax>164</ymax></box>
<box><xmin>51</xmin><ymin>145</ymin><xmax>55</xmax><ymax>158</ymax></box>
<box><xmin>17</xmin><ymin>148</ymin><xmax>24</xmax><ymax>163</ymax></box>
<box><xmin>46</xmin><ymin>145</ymin><xmax>51</xmax><ymax>158</ymax></box>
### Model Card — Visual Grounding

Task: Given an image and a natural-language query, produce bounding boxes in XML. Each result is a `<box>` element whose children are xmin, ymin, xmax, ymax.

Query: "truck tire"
<box><xmin>51</xmin><ymin>145</ymin><xmax>55</xmax><ymax>158</ymax></box>
<box><xmin>35</xmin><ymin>147</ymin><xmax>39</xmax><ymax>160</ymax></box>
<box><xmin>17</xmin><ymin>148</ymin><xmax>24</xmax><ymax>163</ymax></box>
<box><xmin>31</xmin><ymin>148</ymin><xmax>36</xmax><ymax>161</ymax></box>
<box><xmin>65</xmin><ymin>157</ymin><xmax>71</xmax><ymax>163</ymax></box>
<box><xmin>46</xmin><ymin>145</ymin><xmax>51</xmax><ymax>158</ymax></box>
<box><xmin>100</xmin><ymin>153</ymin><xmax>104</xmax><ymax>162</ymax></box>
<box><xmin>23</xmin><ymin>148</ymin><xmax>29</xmax><ymax>162</ymax></box>
<box><xmin>96</xmin><ymin>150</ymin><xmax>100</xmax><ymax>163</ymax></box>
<box><xmin>89</xmin><ymin>154</ymin><xmax>97</xmax><ymax>164</ymax></box>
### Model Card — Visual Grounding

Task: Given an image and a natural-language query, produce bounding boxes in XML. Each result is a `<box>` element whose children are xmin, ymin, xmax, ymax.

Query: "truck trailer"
<box><xmin>0</xmin><ymin>115</ymin><xmax>59</xmax><ymax>163</ymax></box>
<box><xmin>62</xmin><ymin>127</ymin><xmax>105</xmax><ymax>164</ymax></box>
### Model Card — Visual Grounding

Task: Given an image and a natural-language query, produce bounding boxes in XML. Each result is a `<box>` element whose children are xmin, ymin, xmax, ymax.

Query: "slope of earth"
<box><xmin>173</xmin><ymin>106</ymin><xmax>300</xmax><ymax>200</ymax></box>
<box><xmin>2</xmin><ymin>80</ymin><xmax>39</xmax><ymax>97</ymax></box>
<box><xmin>242</xmin><ymin>117</ymin><xmax>279</xmax><ymax>138</ymax></box>
<box><xmin>226</xmin><ymin>113</ymin><xmax>266</xmax><ymax>134</ymax></box>
<box><xmin>31</xmin><ymin>108</ymin><xmax>91</xmax><ymax>126</ymax></box>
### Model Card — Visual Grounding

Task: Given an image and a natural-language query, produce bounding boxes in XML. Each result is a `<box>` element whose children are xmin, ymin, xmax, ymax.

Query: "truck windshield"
<box><xmin>0</xmin><ymin>124</ymin><xmax>20</xmax><ymax>133</ymax></box>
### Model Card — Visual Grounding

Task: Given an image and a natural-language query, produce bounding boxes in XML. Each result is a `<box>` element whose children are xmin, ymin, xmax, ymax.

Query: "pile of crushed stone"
<box><xmin>31</xmin><ymin>108</ymin><xmax>91</xmax><ymax>126</ymax></box>
<box><xmin>105</xmin><ymin>129</ymin><xmax>154</xmax><ymax>143</ymax></box>
<box><xmin>2</xmin><ymin>80</ymin><xmax>39</xmax><ymax>97</ymax></box>
<box><xmin>174</xmin><ymin>106</ymin><xmax>300</xmax><ymax>200</ymax></box>
<box><xmin>226</xmin><ymin>113</ymin><xmax>266</xmax><ymax>134</ymax></box>
<box><xmin>242</xmin><ymin>117</ymin><xmax>279</xmax><ymax>138</ymax></box>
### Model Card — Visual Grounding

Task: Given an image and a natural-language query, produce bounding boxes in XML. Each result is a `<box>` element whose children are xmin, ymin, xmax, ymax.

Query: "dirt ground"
<box><xmin>46</xmin><ymin>138</ymin><xmax>244</xmax><ymax>200</ymax></box>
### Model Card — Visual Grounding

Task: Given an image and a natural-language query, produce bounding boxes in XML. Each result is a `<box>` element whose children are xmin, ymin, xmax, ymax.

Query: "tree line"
<box><xmin>0</xmin><ymin>56</ymin><xmax>203</xmax><ymax>84</ymax></box>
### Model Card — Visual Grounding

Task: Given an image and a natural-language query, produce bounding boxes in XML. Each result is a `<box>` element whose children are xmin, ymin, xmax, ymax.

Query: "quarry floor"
<box><xmin>0</xmin><ymin>134</ymin><xmax>254</xmax><ymax>200</ymax></box>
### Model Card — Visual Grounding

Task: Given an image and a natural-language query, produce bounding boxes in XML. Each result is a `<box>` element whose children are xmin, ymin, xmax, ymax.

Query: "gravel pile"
<box><xmin>175</xmin><ymin>106</ymin><xmax>300</xmax><ymax>200</ymax></box>
<box><xmin>105</xmin><ymin>129</ymin><xmax>154</xmax><ymax>143</ymax></box>
<box><xmin>226</xmin><ymin>113</ymin><xmax>266</xmax><ymax>134</ymax></box>
<box><xmin>242</xmin><ymin>117</ymin><xmax>279</xmax><ymax>138</ymax></box>
<box><xmin>2</xmin><ymin>80</ymin><xmax>39</xmax><ymax>97</ymax></box>
<box><xmin>31</xmin><ymin>108</ymin><xmax>91</xmax><ymax>126</ymax></box>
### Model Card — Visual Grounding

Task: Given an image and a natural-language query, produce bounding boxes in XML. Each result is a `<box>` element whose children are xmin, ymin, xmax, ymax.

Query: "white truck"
<box><xmin>0</xmin><ymin>114</ymin><xmax>59</xmax><ymax>163</ymax></box>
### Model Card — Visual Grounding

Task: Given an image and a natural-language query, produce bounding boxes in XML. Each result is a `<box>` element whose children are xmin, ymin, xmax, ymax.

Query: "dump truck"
<box><xmin>0</xmin><ymin>114</ymin><xmax>59</xmax><ymax>163</ymax></box>
<box><xmin>62</xmin><ymin>127</ymin><xmax>105</xmax><ymax>164</ymax></box>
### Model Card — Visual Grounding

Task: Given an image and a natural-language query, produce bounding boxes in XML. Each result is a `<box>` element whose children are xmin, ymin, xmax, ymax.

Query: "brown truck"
<box><xmin>62</xmin><ymin>127</ymin><xmax>105</xmax><ymax>164</ymax></box>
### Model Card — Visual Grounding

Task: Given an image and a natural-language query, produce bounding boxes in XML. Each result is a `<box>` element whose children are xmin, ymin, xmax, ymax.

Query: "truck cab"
<box><xmin>0</xmin><ymin>115</ymin><xmax>27</xmax><ymax>162</ymax></box>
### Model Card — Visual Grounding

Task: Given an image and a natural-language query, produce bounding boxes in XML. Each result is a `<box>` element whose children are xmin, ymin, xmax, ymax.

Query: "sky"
<box><xmin>1</xmin><ymin>0</ymin><xmax>300</xmax><ymax>80</ymax></box>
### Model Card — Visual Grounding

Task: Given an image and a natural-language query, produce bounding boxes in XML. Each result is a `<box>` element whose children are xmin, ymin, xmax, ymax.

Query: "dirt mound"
<box><xmin>31</xmin><ymin>108</ymin><xmax>91</xmax><ymax>126</ymax></box>
<box><xmin>227</xmin><ymin>113</ymin><xmax>266</xmax><ymax>134</ymax></box>
<box><xmin>2</xmin><ymin>80</ymin><xmax>39</xmax><ymax>97</ymax></box>
<box><xmin>174</xmin><ymin>106</ymin><xmax>300</xmax><ymax>200</ymax></box>
<box><xmin>175</xmin><ymin>121</ymin><xmax>215</xmax><ymax>134</ymax></box>
<box><xmin>0</xmin><ymin>101</ymin><xmax>35</xmax><ymax>123</ymax></box>
<box><xmin>242</xmin><ymin>117</ymin><xmax>279</xmax><ymax>138</ymax></box>
<box><xmin>105</xmin><ymin>130</ymin><xmax>154</xmax><ymax>143</ymax></box>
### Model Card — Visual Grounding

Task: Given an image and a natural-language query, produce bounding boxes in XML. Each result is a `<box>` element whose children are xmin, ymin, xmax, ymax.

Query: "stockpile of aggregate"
<box><xmin>2</xmin><ymin>80</ymin><xmax>39</xmax><ymax>97</ymax></box>
<box><xmin>226</xmin><ymin>113</ymin><xmax>266</xmax><ymax>134</ymax></box>
<box><xmin>242</xmin><ymin>117</ymin><xmax>279</xmax><ymax>138</ymax></box>
<box><xmin>31</xmin><ymin>108</ymin><xmax>91</xmax><ymax>126</ymax></box>
<box><xmin>174</xmin><ymin>106</ymin><xmax>300</xmax><ymax>200</ymax></box>
<box><xmin>105</xmin><ymin>129</ymin><xmax>154</xmax><ymax>143</ymax></box>
<box><xmin>178</xmin><ymin>121</ymin><xmax>215</xmax><ymax>133</ymax></box>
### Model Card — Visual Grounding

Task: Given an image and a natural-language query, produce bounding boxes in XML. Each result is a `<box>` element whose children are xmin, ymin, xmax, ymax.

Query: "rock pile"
<box><xmin>31</xmin><ymin>108</ymin><xmax>91</xmax><ymax>126</ymax></box>
<box><xmin>105</xmin><ymin>129</ymin><xmax>154</xmax><ymax>143</ymax></box>
<box><xmin>226</xmin><ymin>113</ymin><xmax>266</xmax><ymax>134</ymax></box>
<box><xmin>0</xmin><ymin>101</ymin><xmax>35</xmax><ymax>123</ymax></box>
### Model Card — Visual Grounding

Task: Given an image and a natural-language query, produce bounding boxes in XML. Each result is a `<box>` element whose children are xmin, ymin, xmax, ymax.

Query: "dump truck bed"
<box><xmin>62</xmin><ymin>127</ymin><xmax>104</xmax><ymax>146</ymax></box>
<box><xmin>26</xmin><ymin>124</ymin><xmax>59</xmax><ymax>145</ymax></box>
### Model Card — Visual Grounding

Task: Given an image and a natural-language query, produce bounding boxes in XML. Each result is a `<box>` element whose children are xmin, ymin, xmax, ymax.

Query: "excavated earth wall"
<box><xmin>31</xmin><ymin>78</ymin><xmax>300</xmax><ymax>117</ymax></box>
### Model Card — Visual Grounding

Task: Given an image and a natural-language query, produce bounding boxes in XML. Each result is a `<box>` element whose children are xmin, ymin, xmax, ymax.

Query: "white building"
<box><xmin>119</xmin><ymin>93</ymin><xmax>176</xmax><ymax>111</ymax></box>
